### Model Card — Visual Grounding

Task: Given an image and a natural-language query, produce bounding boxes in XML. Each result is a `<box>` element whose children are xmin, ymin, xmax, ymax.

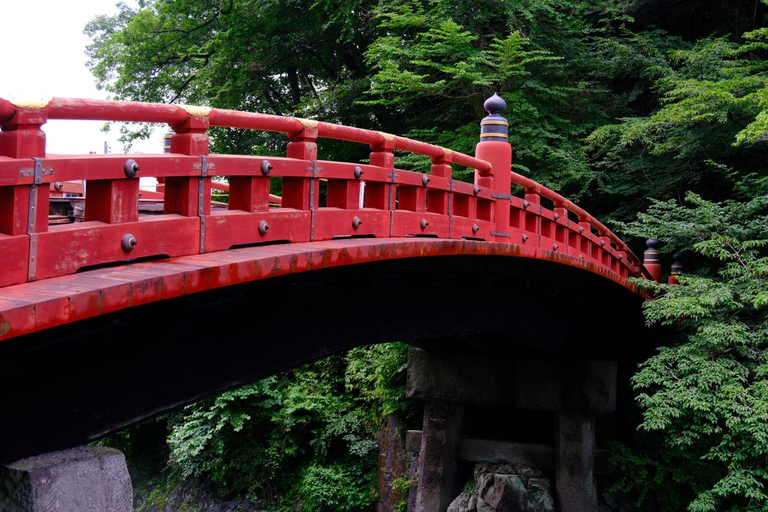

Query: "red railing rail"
<box><xmin>0</xmin><ymin>96</ymin><xmax>648</xmax><ymax>288</ymax></box>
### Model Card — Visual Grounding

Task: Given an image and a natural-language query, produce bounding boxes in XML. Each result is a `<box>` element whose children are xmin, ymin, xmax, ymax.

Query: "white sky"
<box><xmin>0</xmin><ymin>0</ymin><xmax>163</xmax><ymax>154</ymax></box>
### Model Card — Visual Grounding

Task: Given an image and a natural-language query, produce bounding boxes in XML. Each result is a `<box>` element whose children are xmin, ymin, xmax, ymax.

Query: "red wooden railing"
<box><xmin>0</xmin><ymin>96</ymin><xmax>649</xmax><ymax>289</ymax></box>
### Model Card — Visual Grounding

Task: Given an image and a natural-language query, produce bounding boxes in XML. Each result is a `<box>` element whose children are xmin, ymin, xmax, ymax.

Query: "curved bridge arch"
<box><xmin>0</xmin><ymin>241</ymin><xmax>645</xmax><ymax>464</ymax></box>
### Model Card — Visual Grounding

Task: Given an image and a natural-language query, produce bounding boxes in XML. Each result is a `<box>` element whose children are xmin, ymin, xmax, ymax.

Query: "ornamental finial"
<box><xmin>479</xmin><ymin>93</ymin><xmax>509</xmax><ymax>143</ymax></box>
<box><xmin>484</xmin><ymin>93</ymin><xmax>506</xmax><ymax>115</ymax></box>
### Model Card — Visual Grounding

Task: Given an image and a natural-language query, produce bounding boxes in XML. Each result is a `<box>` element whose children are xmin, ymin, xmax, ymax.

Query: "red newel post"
<box><xmin>284</xmin><ymin>121</ymin><xmax>319</xmax><ymax>210</ymax></box>
<box><xmin>644</xmin><ymin>239</ymin><xmax>662</xmax><ymax>283</ymax></box>
<box><xmin>165</xmin><ymin>113</ymin><xmax>211</xmax><ymax>217</ymax></box>
<box><xmin>474</xmin><ymin>94</ymin><xmax>512</xmax><ymax>240</ymax></box>
<box><xmin>366</xmin><ymin>134</ymin><xmax>396</xmax><ymax>211</ymax></box>
<box><xmin>0</xmin><ymin>103</ymin><xmax>50</xmax><ymax>237</ymax></box>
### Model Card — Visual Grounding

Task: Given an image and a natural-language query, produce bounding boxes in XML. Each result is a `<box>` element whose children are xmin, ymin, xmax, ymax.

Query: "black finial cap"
<box><xmin>671</xmin><ymin>252</ymin><xmax>684</xmax><ymax>275</ymax></box>
<box><xmin>644</xmin><ymin>239</ymin><xmax>660</xmax><ymax>264</ymax></box>
<box><xmin>480</xmin><ymin>93</ymin><xmax>509</xmax><ymax>143</ymax></box>
<box><xmin>484</xmin><ymin>93</ymin><xmax>507</xmax><ymax>115</ymax></box>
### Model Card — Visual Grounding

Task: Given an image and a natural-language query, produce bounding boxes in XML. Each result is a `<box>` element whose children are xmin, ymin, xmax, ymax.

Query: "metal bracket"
<box><xmin>491</xmin><ymin>192</ymin><xmax>512</xmax><ymax>200</ymax></box>
<box><xmin>25</xmin><ymin>158</ymin><xmax>47</xmax><ymax>282</ymax></box>
<box><xmin>308</xmin><ymin>160</ymin><xmax>323</xmax><ymax>240</ymax></box>
<box><xmin>197</xmin><ymin>156</ymin><xmax>208</xmax><ymax>253</ymax></box>
<box><xmin>20</xmin><ymin>158</ymin><xmax>53</xmax><ymax>182</ymax></box>
<box><xmin>193</xmin><ymin>156</ymin><xmax>215</xmax><ymax>174</ymax></box>
<box><xmin>27</xmin><ymin>234</ymin><xmax>38</xmax><ymax>281</ymax></box>
<box><xmin>199</xmin><ymin>215</ymin><xmax>207</xmax><ymax>253</ymax></box>
<box><xmin>447</xmin><ymin>179</ymin><xmax>454</xmax><ymax>239</ymax></box>
<box><xmin>490</xmin><ymin>231</ymin><xmax>511</xmax><ymax>238</ymax></box>
<box><xmin>387</xmin><ymin>170</ymin><xmax>399</xmax><ymax>181</ymax></box>
<box><xmin>307</xmin><ymin>160</ymin><xmax>323</xmax><ymax>178</ymax></box>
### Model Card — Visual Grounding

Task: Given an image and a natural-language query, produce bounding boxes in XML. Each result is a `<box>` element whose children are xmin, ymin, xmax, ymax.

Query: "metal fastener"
<box><xmin>422</xmin><ymin>175</ymin><xmax>430</xmax><ymax>186</ymax></box>
<box><xmin>121</xmin><ymin>233</ymin><xmax>137</xmax><ymax>252</ymax></box>
<box><xmin>473</xmin><ymin>185</ymin><xmax>480</xmax><ymax>195</ymax></box>
<box><xmin>258</xmin><ymin>220</ymin><xmax>270</xmax><ymax>236</ymax></box>
<box><xmin>553</xmin><ymin>243</ymin><xmax>558</xmax><ymax>251</ymax></box>
<box><xmin>261</xmin><ymin>160</ymin><xmax>272</xmax><ymax>176</ymax></box>
<box><xmin>354</xmin><ymin>166</ymin><xmax>364</xmax><ymax>179</ymax></box>
<box><xmin>522</xmin><ymin>234</ymin><xmax>528</xmax><ymax>242</ymax></box>
<box><xmin>420</xmin><ymin>219</ymin><xmax>429</xmax><ymax>230</ymax></box>
<box><xmin>124</xmin><ymin>159</ymin><xmax>140</xmax><ymax>178</ymax></box>
<box><xmin>54</xmin><ymin>182</ymin><xmax>63</xmax><ymax>191</ymax></box>
<box><xmin>472</xmin><ymin>224</ymin><xmax>479</xmax><ymax>234</ymax></box>
<box><xmin>352</xmin><ymin>216</ymin><xmax>362</xmax><ymax>229</ymax></box>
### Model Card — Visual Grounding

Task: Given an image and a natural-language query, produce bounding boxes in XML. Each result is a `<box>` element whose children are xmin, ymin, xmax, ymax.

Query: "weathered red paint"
<box><xmin>0</xmin><ymin>96</ymin><xmax>651</xmax><ymax>340</ymax></box>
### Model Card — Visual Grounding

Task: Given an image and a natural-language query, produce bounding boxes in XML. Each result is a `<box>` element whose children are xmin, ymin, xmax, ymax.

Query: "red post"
<box><xmin>165</xmin><ymin>113</ymin><xmax>211</xmax><ymax>216</ymax></box>
<box><xmin>366</xmin><ymin>134</ymin><xmax>396</xmax><ymax>211</ymax></box>
<box><xmin>283</xmin><ymin>120</ymin><xmax>319</xmax><ymax>210</ymax></box>
<box><xmin>474</xmin><ymin>94</ymin><xmax>511</xmax><ymax>240</ymax></box>
<box><xmin>0</xmin><ymin>104</ymin><xmax>50</xmax><ymax>237</ymax></box>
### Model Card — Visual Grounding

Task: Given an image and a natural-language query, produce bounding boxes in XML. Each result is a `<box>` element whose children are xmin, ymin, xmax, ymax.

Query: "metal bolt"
<box><xmin>258</xmin><ymin>220</ymin><xmax>270</xmax><ymax>236</ymax></box>
<box><xmin>54</xmin><ymin>182</ymin><xmax>63</xmax><ymax>191</ymax></box>
<box><xmin>523</xmin><ymin>200</ymin><xmax>529</xmax><ymax>209</ymax></box>
<box><xmin>600</xmin><ymin>240</ymin><xmax>606</xmax><ymax>247</ymax></box>
<box><xmin>472</xmin><ymin>224</ymin><xmax>479</xmax><ymax>234</ymax></box>
<box><xmin>422</xmin><ymin>175</ymin><xmax>430</xmax><ymax>186</ymax></box>
<box><xmin>121</xmin><ymin>233</ymin><xmax>137</xmax><ymax>252</ymax></box>
<box><xmin>420</xmin><ymin>219</ymin><xmax>429</xmax><ymax>230</ymax></box>
<box><xmin>473</xmin><ymin>185</ymin><xmax>480</xmax><ymax>195</ymax></box>
<box><xmin>261</xmin><ymin>160</ymin><xmax>273</xmax><ymax>176</ymax></box>
<box><xmin>619</xmin><ymin>254</ymin><xmax>624</xmax><ymax>260</ymax></box>
<box><xmin>352</xmin><ymin>216</ymin><xmax>362</xmax><ymax>229</ymax></box>
<box><xmin>354</xmin><ymin>166</ymin><xmax>364</xmax><ymax>179</ymax></box>
<box><xmin>553</xmin><ymin>243</ymin><xmax>559</xmax><ymax>251</ymax></box>
<box><xmin>579</xmin><ymin>226</ymin><xmax>585</xmax><ymax>233</ymax></box>
<box><xmin>554</xmin><ymin>213</ymin><xmax>559</xmax><ymax>221</ymax></box>
<box><xmin>124</xmin><ymin>159</ymin><xmax>140</xmax><ymax>178</ymax></box>
<box><xmin>522</xmin><ymin>234</ymin><xmax>528</xmax><ymax>242</ymax></box>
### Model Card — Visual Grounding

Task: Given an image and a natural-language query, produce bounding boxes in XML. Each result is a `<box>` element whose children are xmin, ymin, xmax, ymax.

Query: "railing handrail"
<box><xmin>0</xmin><ymin>95</ymin><xmax>648</xmax><ymax>288</ymax></box>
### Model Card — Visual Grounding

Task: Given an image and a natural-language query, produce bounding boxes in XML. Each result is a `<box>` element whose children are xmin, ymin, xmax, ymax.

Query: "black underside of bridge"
<box><xmin>0</xmin><ymin>255</ymin><xmax>649</xmax><ymax>464</ymax></box>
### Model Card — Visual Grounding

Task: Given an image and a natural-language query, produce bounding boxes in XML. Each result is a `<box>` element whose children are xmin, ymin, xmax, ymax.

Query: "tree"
<box><xmin>613</xmin><ymin>192</ymin><xmax>768</xmax><ymax>511</ymax></box>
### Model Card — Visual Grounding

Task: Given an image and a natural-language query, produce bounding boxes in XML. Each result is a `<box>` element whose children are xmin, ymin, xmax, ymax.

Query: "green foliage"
<box><xmin>616</xmin><ymin>193</ymin><xmax>768</xmax><ymax>511</ymax></box>
<box><xmin>109</xmin><ymin>344</ymin><xmax>412</xmax><ymax>510</ymax></box>
<box><xmin>587</xmin><ymin>16</ymin><xmax>768</xmax><ymax>221</ymax></box>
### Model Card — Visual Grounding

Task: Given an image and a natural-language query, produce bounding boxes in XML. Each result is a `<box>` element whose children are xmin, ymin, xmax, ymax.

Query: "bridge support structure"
<box><xmin>0</xmin><ymin>446</ymin><xmax>132</xmax><ymax>512</ymax></box>
<box><xmin>406</xmin><ymin>348</ymin><xmax>617</xmax><ymax>512</ymax></box>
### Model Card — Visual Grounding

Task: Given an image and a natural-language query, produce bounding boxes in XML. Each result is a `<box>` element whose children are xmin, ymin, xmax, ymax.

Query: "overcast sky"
<box><xmin>0</xmin><ymin>0</ymin><xmax>163</xmax><ymax>154</ymax></box>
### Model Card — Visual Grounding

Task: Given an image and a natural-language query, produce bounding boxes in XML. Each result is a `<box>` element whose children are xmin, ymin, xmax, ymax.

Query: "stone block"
<box><xmin>0</xmin><ymin>446</ymin><xmax>132</xmax><ymax>512</ymax></box>
<box><xmin>457</xmin><ymin>439</ymin><xmax>554</xmax><ymax>468</ymax></box>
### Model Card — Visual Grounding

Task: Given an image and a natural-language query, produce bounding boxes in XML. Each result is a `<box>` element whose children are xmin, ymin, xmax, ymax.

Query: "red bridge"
<box><xmin>0</xmin><ymin>95</ymin><xmax>655</xmax><ymax>509</ymax></box>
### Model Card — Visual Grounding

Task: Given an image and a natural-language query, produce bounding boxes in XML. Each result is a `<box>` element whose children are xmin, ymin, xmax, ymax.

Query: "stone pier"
<box><xmin>406</xmin><ymin>348</ymin><xmax>617</xmax><ymax>512</ymax></box>
<box><xmin>0</xmin><ymin>446</ymin><xmax>132</xmax><ymax>512</ymax></box>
